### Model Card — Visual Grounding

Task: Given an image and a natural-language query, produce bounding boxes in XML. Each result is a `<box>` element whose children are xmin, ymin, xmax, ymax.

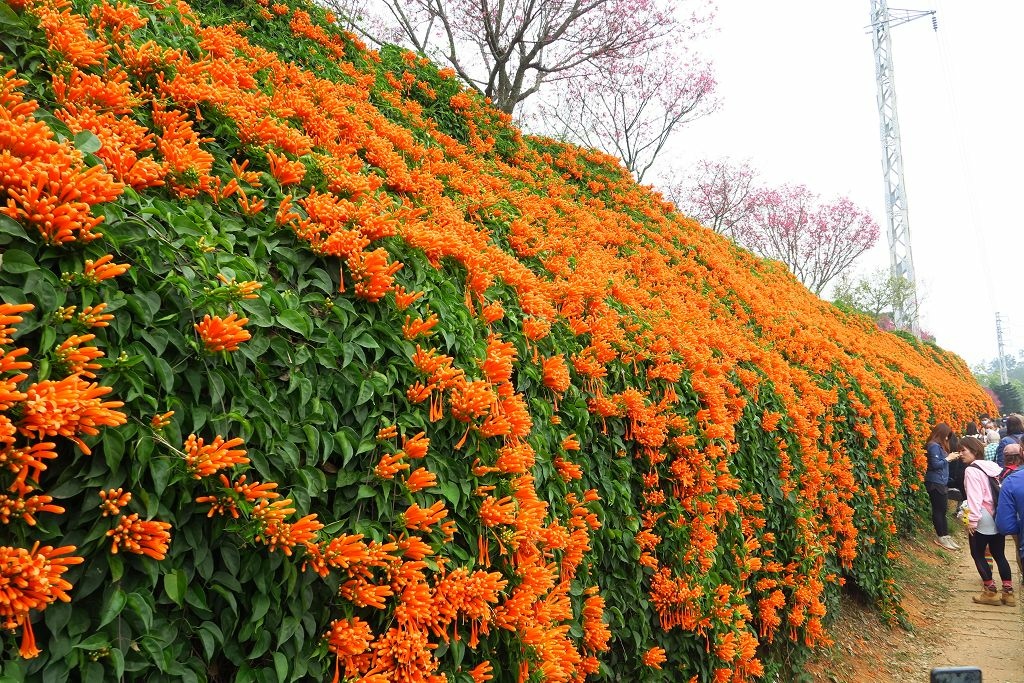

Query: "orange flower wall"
<box><xmin>0</xmin><ymin>0</ymin><xmax>991</xmax><ymax>680</ymax></box>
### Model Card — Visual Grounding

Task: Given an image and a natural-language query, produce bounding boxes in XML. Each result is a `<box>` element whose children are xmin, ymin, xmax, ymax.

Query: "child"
<box><xmin>960</xmin><ymin>436</ymin><xmax>1014</xmax><ymax>605</ymax></box>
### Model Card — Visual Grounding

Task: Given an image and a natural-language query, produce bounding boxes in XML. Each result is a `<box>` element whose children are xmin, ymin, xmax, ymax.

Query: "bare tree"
<box><xmin>541</xmin><ymin>47</ymin><xmax>717</xmax><ymax>181</ymax></box>
<box><xmin>372</xmin><ymin>0</ymin><xmax>703</xmax><ymax>114</ymax></box>
<box><xmin>316</xmin><ymin>0</ymin><xmax>400</xmax><ymax>41</ymax></box>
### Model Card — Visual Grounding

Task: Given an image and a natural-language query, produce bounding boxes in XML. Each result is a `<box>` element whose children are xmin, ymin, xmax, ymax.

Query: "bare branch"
<box><xmin>372</xmin><ymin>0</ymin><xmax>710</xmax><ymax>114</ymax></box>
<box><xmin>539</xmin><ymin>43</ymin><xmax>717</xmax><ymax>179</ymax></box>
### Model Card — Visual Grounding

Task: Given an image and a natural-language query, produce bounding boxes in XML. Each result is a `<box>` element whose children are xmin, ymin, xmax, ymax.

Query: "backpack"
<box><xmin>969</xmin><ymin>463</ymin><xmax>1001</xmax><ymax>510</ymax></box>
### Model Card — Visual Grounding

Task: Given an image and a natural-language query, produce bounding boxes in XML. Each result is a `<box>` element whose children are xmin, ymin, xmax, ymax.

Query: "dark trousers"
<box><xmin>968</xmin><ymin>531</ymin><xmax>1012</xmax><ymax>583</ymax></box>
<box><xmin>926</xmin><ymin>481</ymin><xmax>948</xmax><ymax>537</ymax></box>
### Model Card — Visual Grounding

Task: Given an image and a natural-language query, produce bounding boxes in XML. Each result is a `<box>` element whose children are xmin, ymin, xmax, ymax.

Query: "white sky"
<box><xmin>655</xmin><ymin>0</ymin><xmax>1024</xmax><ymax>367</ymax></box>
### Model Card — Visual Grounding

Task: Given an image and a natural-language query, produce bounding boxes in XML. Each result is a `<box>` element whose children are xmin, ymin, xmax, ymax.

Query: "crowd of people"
<box><xmin>925</xmin><ymin>416</ymin><xmax>1024</xmax><ymax>607</ymax></box>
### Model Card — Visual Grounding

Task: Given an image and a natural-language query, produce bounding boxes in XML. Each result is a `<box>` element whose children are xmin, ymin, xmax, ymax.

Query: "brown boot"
<box><xmin>973</xmin><ymin>589</ymin><xmax>1002</xmax><ymax>606</ymax></box>
<box><xmin>1002</xmin><ymin>589</ymin><xmax>1017</xmax><ymax>607</ymax></box>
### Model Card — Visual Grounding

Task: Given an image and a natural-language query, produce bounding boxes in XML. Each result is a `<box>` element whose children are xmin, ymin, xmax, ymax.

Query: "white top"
<box><xmin>977</xmin><ymin>508</ymin><xmax>998</xmax><ymax>535</ymax></box>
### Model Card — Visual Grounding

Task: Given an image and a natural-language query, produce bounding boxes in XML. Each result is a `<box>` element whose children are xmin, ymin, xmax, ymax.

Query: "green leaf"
<box><xmin>83</xmin><ymin>662</ymin><xmax>105</xmax><ymax>683</ymax></box>
<box><xmin>438</xmin><ymin>482</ymin><xmax>461</xmax><ymax>508</ymax></box>
<box><xmin>209</xmin><ymin>371</ymin><xmax>226</xmax><ymax>406</ymax></box>
<box><xmin>276</xmin><ymin>309</ymin><xmax>312</xmax><ymax>338</ymax></box>
<box><xmin>74</xmin><ymin>634</ymin><xmax>111</xmax><ymax>650</ymax></box>
<box><xmin>251</xmin><ymin>593</ymin><xmax>271</xmax><ymax>622</ymax></box>
<box><xmin>449</xmin><ymin>637</ymin><xmax>465</xmax><ymax>670</ymax></box>
<box><xmin>0</xmin><ymin>249</ymin><xmax>35</xmax><ymax>274</ymax></box>
<box><xmin>0</xmin><ymin>2</ymin><xmax>24</xmax><ymax>25</ymax></box>
<box><xmin>127</xmin><ymin>593</ymin><xmax>154</xmax><ymax>632</ymax></box>
<box><xmin>297</xmin><ymin>376</ymin><xmax>313</xmax><ymax>407</ymax></box>
<box><xmin>153</xmin><ymin>357</ymin><xmax>174</xmax><ymax>393</ymax></box>
<box><xmin>99</xmin><ymin>588</ymin><xmax>127</xmax><ymax>628</ymax></box>
<box><xmin>108</xmin><ymin>553</ymin><xmax>124</xmax><ymax>582</ymax></box>
<box><xmin>198</xmin><ymin>628</ymin><xmax>216</xmax><ymax>660</ymax></box>
<box><xmin>151</xmin><ymin>457</ymin><xmax>173</xmax><ymax>495</ymax></box>
<box><xmin>353</xmin><ymin>331</ymin><xmax>380</xmax><ymax>350</ymax></box>
<box><xmin>356</xmin><ymin>380</ymin><xmax>374</xmax><ymax>406</ymax></box>
<box><xmin>240</xmin><ymin>297</ymin><xmax>273</xmax><ymax>327</ymax></box>
<box><xmin>102</xmin><ymin>429</ymin><xmax>126</xmax><ymax>471</ymax></box>
<box><xmin>45</xmin><ymin>602</ymin><xmax>72</xmax><ymax>636</ymax></box>
<box><xmin>273</xmin><ymin>652</ymin><xmax>288</xmax><ymax>682</ymax></box>
<box><xmin>109</xmin><ymin>647</ymin><xmax>126</xmax><ymax>679</ymax></box>
<box><xmin>0</xmin><ymin>215</ymin><xmax>27</xmax><ymax>240</ymax></box>
<box><xmin>74</xmin><ymin>130</ymin><xmax>102</xmax><ymax>154</ymax></box>
<box><xmin>164</xmin><ymin>570</ymin><xmax>187</xmax><ymax>606</ymax></box>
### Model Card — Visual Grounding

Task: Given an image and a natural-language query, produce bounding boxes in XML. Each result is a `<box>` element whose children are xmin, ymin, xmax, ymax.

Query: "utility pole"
<box><xmin>996</xmin><ymin>312</ymin><xmax>1009</xmax><ymax>385</ymax></box>
<box><xmin>867</xmin><ymin>1</ymin><xmax>935</xmax><ymax>335</ymax></box>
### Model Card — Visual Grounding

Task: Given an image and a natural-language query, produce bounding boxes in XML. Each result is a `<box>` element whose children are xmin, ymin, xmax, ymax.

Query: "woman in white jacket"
<box><xmin>960</xmin><ymin>436</ymin><xmax>1015</xmax><ymax>606</ymax></box>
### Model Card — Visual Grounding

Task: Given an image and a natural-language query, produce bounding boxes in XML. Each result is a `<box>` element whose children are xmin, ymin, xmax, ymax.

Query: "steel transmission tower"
<box><xmin>867</xmin><ymin>1</ymin><xmax>935</xmax><ymax>334</ymax></box>
<box><xmin>996</xmin><ymin>313</ymin><xmax>1009</xmax><ymax>384</ymax></box>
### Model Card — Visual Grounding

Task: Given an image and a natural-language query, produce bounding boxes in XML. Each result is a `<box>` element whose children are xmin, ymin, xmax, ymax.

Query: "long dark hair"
<box><xmin>926</xmin><ymin>422</ymin><xmax>952</xmax><ymax>452</ymax></box>
<box><xmin>1007</xmin><ymin>414</ymin><xmax>1024</xmax><ymax>436</ymax></box>
<box><xmin>965</xmin><ymin>421</ymin><xmax>979</xmax><ymax>436</ymax></box>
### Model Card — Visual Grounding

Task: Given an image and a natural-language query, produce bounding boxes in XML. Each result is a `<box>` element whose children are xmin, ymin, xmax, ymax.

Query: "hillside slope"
<box><xmin>0</xmin><ymin>0</ymin><xmax>991</xmax><ymax>681</ymax></box>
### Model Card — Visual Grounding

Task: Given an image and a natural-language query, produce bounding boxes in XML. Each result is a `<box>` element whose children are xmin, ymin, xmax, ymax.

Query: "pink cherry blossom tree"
<box><xmin>674</xmin><ymin>159</ymin><xmax>880</xmax><ymax>293</ymax></box>
<box><xmin>673</xmin><ymin>157</ymin><xmax>756</xmax><ymax>238</ymax></box>
<box><xmin>541</xmin><ymin>46</ymin><xmax>717</xmax><ymax>181</ymax></box>
<box><xmin>369</xmin><ymin>0</ymin><xmax>709</xmax><ymax>115</ymax></box>
<box><xmin>739</xmin><ymin>185</ymin><xmax>880</xmax><ymax>295</ymax></box>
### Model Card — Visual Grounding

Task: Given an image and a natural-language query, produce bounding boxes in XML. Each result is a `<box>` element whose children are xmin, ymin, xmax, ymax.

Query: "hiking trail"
<box><xmin>806</xmin><ymin>533</ymin><xmax>1023</xmax><ymax>682</ymax></box>
<box><xmin>931</xmin><ymin>536</ymin><xmax>1023</xmax><ymax>682</ymax></box>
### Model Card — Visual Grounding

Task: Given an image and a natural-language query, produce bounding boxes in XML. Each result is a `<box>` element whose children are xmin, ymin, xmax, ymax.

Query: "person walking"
<box><xmin>926</xmin><ymin>422</ymin><xmax>961</xmax><ymax>550</ymax></box>
<box><xmin>959</xmin><ymin>436</ymin><xmax>1014</xmax><ymax>605</ymax></box>
<box><xmin>995</xmin><ymin>413</ymin><xmax>1024</xmax><ymax>467</ymax></box>
<box><xmin>996</xmin><ymin>441</ymin><xmax>1024</xmax><ymax>587</ymax></box>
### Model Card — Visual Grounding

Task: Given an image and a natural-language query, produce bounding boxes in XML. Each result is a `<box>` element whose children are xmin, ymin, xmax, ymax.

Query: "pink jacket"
<box><xmin>964</xmin><ymin>460</ymin><xmax>1003</xmax><ymax>530</ymax></box>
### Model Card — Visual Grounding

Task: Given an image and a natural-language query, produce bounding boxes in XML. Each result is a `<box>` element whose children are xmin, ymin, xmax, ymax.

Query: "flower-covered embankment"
<box><xmin>0</xmin><ymin>0</ymin><xmax>991</xmax><ymax>681</ymax></box>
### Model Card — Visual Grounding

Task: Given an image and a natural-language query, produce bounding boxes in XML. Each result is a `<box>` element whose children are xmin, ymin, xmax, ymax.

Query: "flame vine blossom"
<box><xmin>0</xmin><ymin>0</ymin><xmax>994</xmax><ymax>678</ymax></box>
<box><xmin>0</xmin><ymin>304</ymin><xmax>126</xmax><ymax>660</ymax></box>
<box><xmin>194</xmin><ymin>313</ymin><xmax>251</xmax><ymax>352</ymax></box>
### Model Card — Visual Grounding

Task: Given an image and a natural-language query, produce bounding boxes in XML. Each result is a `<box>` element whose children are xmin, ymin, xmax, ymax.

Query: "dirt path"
<box><xmin>931</xmin><ymin>535</ymin><xmax>1023</xmax><ymax>682</ymax></box>
<box><xmin>805</xmin><ymin>529</ymin><xmax>1024</xmax><ymax>682</ymax></box>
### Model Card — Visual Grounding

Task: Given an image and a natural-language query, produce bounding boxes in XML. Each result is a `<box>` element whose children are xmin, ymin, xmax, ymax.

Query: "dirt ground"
<box><xmin>804</xmin><ymin>526</ymin><xmax>1024</xmax><ymax>683</ymax></box>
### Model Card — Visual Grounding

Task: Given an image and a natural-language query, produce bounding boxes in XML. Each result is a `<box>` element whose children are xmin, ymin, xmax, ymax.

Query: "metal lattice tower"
<box><xmin>996</xmin><ymin>313</ymin><xmax>1009</xmax><ymax>384</ymax></box>
<box><xmin>868</xmin><ymin>1</ymin><xmax>935</xmax><ymax>334</ymax></box>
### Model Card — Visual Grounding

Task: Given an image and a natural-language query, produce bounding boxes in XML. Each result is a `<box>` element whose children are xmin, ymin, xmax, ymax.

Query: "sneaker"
<box><xmin>1002</xmin><ymin>589</ymin><xmax>1017</xmax><ymax>607</ymax></box>
<box><xmin>942</xmin><ymin>535</ymin><xmax>961</xmax><ymax>550</ymax></box>
<box><xmin>936</xmin><ymin>536</ymin><xmax>959</xmax><ymax>551</ymax></box>
<box><xmin>973</xmin><ymin>589</ymin><xmax>1002</xmax><ymax>606</ymax></box>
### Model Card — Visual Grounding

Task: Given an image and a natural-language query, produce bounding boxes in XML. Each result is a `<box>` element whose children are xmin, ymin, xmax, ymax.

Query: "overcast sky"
<box><xmin>656</xmin><ymin>0</ymin><xmax>1023</xmax><ymax>368</ymax></box>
